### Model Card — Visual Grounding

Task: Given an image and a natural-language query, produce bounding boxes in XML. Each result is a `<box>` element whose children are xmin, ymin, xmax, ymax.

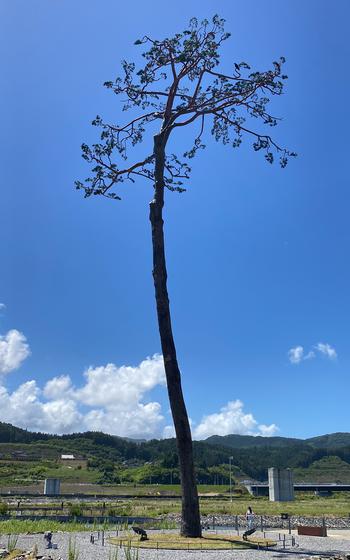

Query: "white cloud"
<box><xmin>0</xmin><ymin>345</ymin><xmax>278</xmax><ymax>441</ymax></box>
<box><xmin>77</xmin><ymin>354</ymin><xmax>165</xmax><ymax>408</ymax></box>
<box><xmin>289</xmin><ymin>342</ymin><xmax>337</xmax><ymax>364</ymax></box>
<box><xmin>0</xmin><ymin>329</ymin><xmax>31</xmax><ymax>374</ymax></box>
<box><xmin>0</xmin><ymin>303</ymin><xmax>6</xmax><ymax>312</ymax></box>
<box><xmin>258</xmin><ymin>423</ymin><xmax>279</xmax><ymax>437</ymax></box>
<box><xmin>0</xmin><ymin>354</ymin><xmax>166</xmax><ymax>438</ymax></box>
<box><xmin>83</xmin><ymin>401</ymin><xmax>163</xmax><ymax>439</ymax></box>
<box><xmin>288</xmin><ymin>346</ymin><xmax>304</xmax><ymax>364</ymax></box>
<box><xmin>43</xmin><ymin>375</ymin><xmax>73</xmax><ymax>400</ymax></box>
<box><xmin>191</xmin><ymin>400</ymin><xmax>278</xmax><ymax>440</ymax></box>
<box><xmin>304</xmin><ymin>350</ymin><xmax>316</xmax><ymax>360</ymax></box>
<box><xmin>0</xmin><ymin>380</ymin><xmax>82</xmax><ymax>434</ymax></box>
<box><xmin>315</xmin><ymin>342</ymin><xmax>337</xmax><ymax>360</ymax></box>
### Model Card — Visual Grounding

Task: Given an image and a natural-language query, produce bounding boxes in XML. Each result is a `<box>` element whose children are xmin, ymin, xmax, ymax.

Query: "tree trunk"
<box><xmin>149</xmin><ymin>133</ymin><xmax>202</xmax><ymax>538</ymax></box>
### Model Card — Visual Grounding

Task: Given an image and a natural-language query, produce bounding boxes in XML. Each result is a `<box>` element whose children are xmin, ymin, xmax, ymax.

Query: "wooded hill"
<box><xmin>1</xmin><ymin>422</ymin><xmax>350</xmax><ymax>483</ymax></box>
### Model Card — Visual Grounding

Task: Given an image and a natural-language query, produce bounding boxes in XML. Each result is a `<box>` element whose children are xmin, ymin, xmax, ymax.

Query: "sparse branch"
<box><xmin>106</xmin><ymin>112</ymin><xmax>158</xmax><ymax>134</ymax></box>
<box><xmin>171</xmin><ymin>110</ymin><xmax>206</xmax><ymax>128</ymax></box>
<box><xmin>217</xmin><ymin>110</ymin><xmax>282</xmax><ymax>150</ymax></box>
<box><xmin>190</xmin><ymin>69</ymin><xmax>205</xmax><ymax>106</ymax></box>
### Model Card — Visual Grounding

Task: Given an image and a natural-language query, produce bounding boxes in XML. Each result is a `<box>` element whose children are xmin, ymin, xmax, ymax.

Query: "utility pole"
<box><xmin>229</xmin><ymin>456</ymin><xmax>234</xmax><ymax>502</ymax></box>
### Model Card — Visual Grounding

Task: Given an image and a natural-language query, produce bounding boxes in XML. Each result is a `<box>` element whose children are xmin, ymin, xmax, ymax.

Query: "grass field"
<box><xmin>0</xmin><ymin>519</ymin><xmax>94</xmax><ymax>534</ymax></box>
<box><xmin>0</xmin><ymin>482</ymin><xmax>233</xmax><ymax>496</ymax></box>
<box><xmin>0</xmin><ymin>495</ymin><xmax>349</xmax><ymax>534</ymax></box>
<box><xmin>1</xmin><ymin>492</ymin><xmax>350</xmax><ymax>518</ymax></box>
<box><xmin>108</xmin><ymin>494</ymin><xmax>350</xmax><ymax>518</ymax></box>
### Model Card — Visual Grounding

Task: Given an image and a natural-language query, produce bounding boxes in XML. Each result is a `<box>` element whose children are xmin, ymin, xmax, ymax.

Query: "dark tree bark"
<box><xmin>149</xmin><ymin>133</ymin><xmax>202</xmax><ymax>537</ymax></box>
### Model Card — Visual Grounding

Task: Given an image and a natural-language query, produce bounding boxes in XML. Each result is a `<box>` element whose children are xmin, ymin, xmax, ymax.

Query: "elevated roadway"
<box><xmin>246</xmin><ymin>482</ymin><xmax>350</xmax><ymax>496</ymax></box>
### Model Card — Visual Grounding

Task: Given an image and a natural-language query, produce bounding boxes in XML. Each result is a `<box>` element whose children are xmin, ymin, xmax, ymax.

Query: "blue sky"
<box><xmin>0</xmin><ymin>0</ymin><xmax>349</xmax><ymax>439</ymax></box>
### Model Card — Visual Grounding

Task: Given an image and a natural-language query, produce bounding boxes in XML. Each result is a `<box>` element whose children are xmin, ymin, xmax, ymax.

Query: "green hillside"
<box><xmin>205</xmin><ymin>434</ymin><xmax>304</xmax><ymax>449</ymax></box>
<box><xmin>294</xmin><ymin>455</ymin><xmax>350</xmax><ymax>483</ymax></box>
<box><xmin>1</xmin><ymin>422</ymin><xmax>350</xmax><ymax>486</ymax></box>
<box><xmin>306</xmin><ymin>433</ymin><xmax>350</xmax><ymax>449</ymax></box>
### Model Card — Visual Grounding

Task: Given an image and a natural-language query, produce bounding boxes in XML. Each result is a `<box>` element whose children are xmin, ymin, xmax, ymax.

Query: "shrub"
<box><xmin>7</xmin><ymin>534</ymin><xmax>18</xmax><ymax>552</ymax></box>
<box><xmin>68</xmin><ymin>537</ymin><xmax>79</xmax><ymax>560</ymax></box>
<box><xmin>69</xmin><ymin>503</ymin><xmax>83</xmax><ymax>517</ymax></box>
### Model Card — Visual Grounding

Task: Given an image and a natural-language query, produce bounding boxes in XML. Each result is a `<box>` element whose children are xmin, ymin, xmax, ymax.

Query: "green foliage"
<box><xmin>294</xmin><ymin>455</ymin><xmax>350</xmax><ymax>483</ymax></box>
<box><xmin>76</xmin><ymin>14</ymin><xmax>296</xmax><ymax>202</ymax></box>
<box><xmin>68</xmin><ymin>537</ymin><xmax>79</xmax><ymax>560</ymax></box>
<box><xmin>0</xmin><ymin>519</ymin><xmax>98</xmax><ymax>534</ymax></box>
<box><xmin>108</xmin><ymin>547</ymin><xmax>119</xmax><ymax>560</ymax></box>
<box><xmin>7</xmin><ymin>534</ymin><xmax>18</xmax><ymax>552</ymax></box>
<box><xmin>0</xmin><ymin>501</ymin><xmax>8</xmax><ymax>515</ymax></box>
<box><xmin>122</xmin><ymin>543</ymin><xmax>139</xmax><ymax>560</ymax></box>
<box><xmin>68</xmin><ymin>503</ymin><xmax>83</xmax><ymax>517</ymax></box>
<box><xmin>306</xmin><ymin>433</ymin><xmax>350</xmax><ymax>449</ymax></box>
<box><xmin>2</xmin><ymin>422</ymin><xmax>350</xmax><ymax>484</ymax></box>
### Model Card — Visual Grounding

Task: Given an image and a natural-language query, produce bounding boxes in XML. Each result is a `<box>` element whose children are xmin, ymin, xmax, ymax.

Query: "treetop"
<box><xmin>76</xmin><ymin>15</ymin><xmax>296</xmax><ymax>201</ymax></box>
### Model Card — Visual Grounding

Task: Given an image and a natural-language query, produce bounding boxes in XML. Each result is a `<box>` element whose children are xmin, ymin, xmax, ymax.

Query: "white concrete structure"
<box><xmin>268</xmin><ymin>467</ymin><xmax>294</xmax><ymax>501</ymax></box>
<box><xmin>44</xmin><ymin>478</ymin><xmax>61</xmax><ymax>495</ymax></box>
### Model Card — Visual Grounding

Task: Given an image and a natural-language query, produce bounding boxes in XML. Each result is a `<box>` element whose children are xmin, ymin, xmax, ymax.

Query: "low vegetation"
<box><xmin>109</xmin><ymin>533</ymin><xmax>275</xmax><ymax>550</ymax></box>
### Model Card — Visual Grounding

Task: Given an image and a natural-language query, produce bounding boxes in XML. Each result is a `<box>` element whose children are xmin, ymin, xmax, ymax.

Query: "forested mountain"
<box><xmin>205</xmin><ymin>432</ymin><xmax>350</xmax><ymax>450</ymax></box>
<box><xmin>205</xmin><ymin>434</ymin><xmax>303</xmax><ymax>449</ymax></box>
<box><xmin>1</xmin><ymin>422</ymin><xmax>350</xmax><ymax>482</ymax></box>
<box><xmin>305</xmin><ymin>433</ymin><xmax>350</xmax><ymax>449</ymax></box>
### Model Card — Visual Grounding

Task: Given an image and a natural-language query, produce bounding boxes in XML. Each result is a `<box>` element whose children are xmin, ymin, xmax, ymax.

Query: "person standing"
<box><xmin>245</xmin><ymin>506</ymin><xmax>255</xmax><ymax>530</ymax></box>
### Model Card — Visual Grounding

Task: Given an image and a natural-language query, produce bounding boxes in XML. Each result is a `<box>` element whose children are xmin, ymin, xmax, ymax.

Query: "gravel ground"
<box><xmin>167</xmin><ymin>514</ymin><xmax>350</xmax><ymax>530</ymax></box>
<box><xmin>11</xmin><ymin>529</ymin><xmax>350</xmax><ymax>560</ymax></box>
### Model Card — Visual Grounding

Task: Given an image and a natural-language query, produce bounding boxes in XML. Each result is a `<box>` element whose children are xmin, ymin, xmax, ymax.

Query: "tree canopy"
<box><xmin>75</xmin><ymin>15</ymin><xmax>296</xmax><ymax>201</ymax></box>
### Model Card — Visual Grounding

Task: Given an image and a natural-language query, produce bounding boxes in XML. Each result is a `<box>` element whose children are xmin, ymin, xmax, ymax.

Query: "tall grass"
<box><xmin>7</xmin><ymin>534</ymin><xmax>18</xmax><ymax>552</ymax></box>
<box><xmin>108</xmin><ymin>547</ymin><xmax>119</xmax><ymax>560</ymax></box>
<box><xmin>68</xmin><ymin>537</ymin><xmax>79</xmax><ymax>560</ymax></box>
<box><xmin>122</xmin><ymin>543</ymin><xmax>139</xmax><ymax>560</ymax></box>
<box><xmin>0</xmin><ymin>519</ymin><xmax>92</xmax><ymax>534</ymax></box>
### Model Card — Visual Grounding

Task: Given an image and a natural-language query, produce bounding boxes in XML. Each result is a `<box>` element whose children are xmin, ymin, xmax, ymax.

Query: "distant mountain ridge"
<box><xmin>305</xmin><ymin>433</ymin><xmax>350</xmax><ymax>449</ymax></box>
<box><xmin>2</xmin><ymin>420</ymin><xmax>349</xmax><ymax>448</ymax></box>
<box><xmin>1</xmin><ymin>421</ymin><xmax>350</xmax><ymax>482</ymax></box>
<box><xmin>205</xmin><ymin>434</ymin><xmax>303</xmax><ymax>448</ymax></box>
<box><xmin>205</xmin><ymin>432</ymin><xmax>350</xmax><ymax>449</ymax></box>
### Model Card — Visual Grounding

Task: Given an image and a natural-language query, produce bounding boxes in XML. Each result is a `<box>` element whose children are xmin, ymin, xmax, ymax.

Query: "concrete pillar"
<box><xmin>44</xmin><ymin>478</ymin><xmax>61</xmax><ymax>496</ymax></box>
<box><xmin>268</xmin><ymin>468</ymin><xmax>294</xmax><ymax>501</ymax></box>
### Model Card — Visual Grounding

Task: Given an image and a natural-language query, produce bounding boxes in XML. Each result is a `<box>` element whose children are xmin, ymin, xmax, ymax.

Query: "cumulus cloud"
<box><xmin>0</xmin><ymin>341</ymin><xmax>278</xmax><ymax>440</ymax></box>
<box><xmin>289</xmin><ymin>342</ymin><xmax>337</xmax><ymax>364</ymax></box>
<box><xmin>77</xmin><ymin>355</ymin><xmax>165</xmax><ymax>408</ymax></box>
<box><xmin>0</xmin><ymin>380</ymin><xmax>83</xmax><ymax>434</ymax></box>
<box><xmin>83</xmin><ymin>401</ymin><xmax>163</xmax><ymax>438</ymax></box>
<box><xmin>189</xmin><ymin>400</ymin><xmax>278</xmax><ymax>440</ymax></box>
<box><xmin>0</xmin><ymin>329</ymin><xmax>31</xmax><ymax>374</ymax></box>
<box><xmin>258</xmin><ymin>423</ymin><xmax>279</xmax><ymax>437</ymax></box>
<box><xmin>0</xmin><ymin>354</ymin><xmax>166</xmax><ymax>438</ymax></box>
<box><xmin>43</xmin><ymin>375</ymin><xmax>73</xmax><ymax>400</ymax></box>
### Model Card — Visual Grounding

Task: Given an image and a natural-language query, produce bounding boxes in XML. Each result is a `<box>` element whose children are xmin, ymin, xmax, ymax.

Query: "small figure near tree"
<box><xmin>76</xmin><ymin>15</ymin><xmax>295</xmax><ymax>537</ymax></box>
